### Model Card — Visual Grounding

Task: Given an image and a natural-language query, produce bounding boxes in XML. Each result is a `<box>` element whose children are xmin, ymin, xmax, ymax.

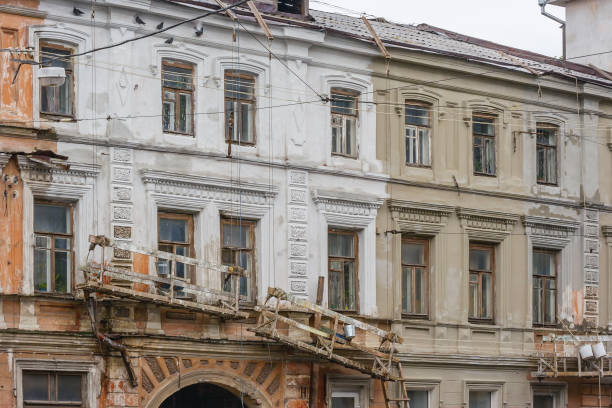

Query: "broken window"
<box><xmin>536</xmin><ymin>123</ymin><xmax>558</xmax><ymax>185</ymax></box>
<box><xmin>157</xmin><ymin>212</ymin><xmax>194</xmax><ymax>285</ymax></box>
<box><xmin>34</xmin><ymin>202</ymin><xmax>73</xmax><ymax>293</ymax></box>
<box><xmin>162</xmin><ymin>59</ymin><xmax>194</xmax><ymax>135</ymax></box>
<box><xmin>328</xmin><ymin>229</ymin><xmax>358</xmax><ymax>312</ymax></box>
<box><xmin>225</xmin><ymin>70</ymin><xmax>256</xmax><ymax>144</ymax></box>
<box><xmin>221</xmin><ymin>217</ymin><xmax>256</xmax><ymax>301</ymax></box>
<box><xmin>405</xmin><ymin>101</ymin><xmax>431</xmax><ymax>166</ymax></box>
<box><xmin>401</xmin><ymin>237</ymin><xmax>428</xmax><ymax>317</ymax></box>
<box><xmin>40</xmin><ymin>42</ymin><xmax>74</xmax><ymax>117</ymax></box>
<box><xmin>468</xmin><ymin>243</ymin><xmax>494</xmax><ymax>322</ymax></box>
<box><xmin>23</xmin><ymin>371</ymin><xmax>84</xmax><ymax>407</ymax></box>
<box><xmin>331</xmin><ymin>88</ymin><xmax>359</xmax><ymax>158</ymax></box>
<box><xmin>532</xmin><ymin>249</ymin><xmax>557</xmax><ymax>326</ymax></box>
<box><xmin>472</xmin><ymin>114</ymin><xmax>496</xmax><ymax>176</ymax></box>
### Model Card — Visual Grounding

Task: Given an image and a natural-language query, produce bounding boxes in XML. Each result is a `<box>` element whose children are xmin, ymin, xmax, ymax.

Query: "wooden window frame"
<box><xmin>161</xmin><ymin>59</ymin><xmax>195</xmax><ymax>136</ymax></box>
<box><xmin>328</xmin><ymin>229</ymin><xmax>359</xmax><ymax>313</ymax></box>
<box><xmin>33</xmin><ymin>200</ymin><xmax>74</xmax><ymax>294</ymax></box>
<box><xmin>23</xmin><ymin>370</ymin><xmax>85</xmax><ymax>407</ymax></box>
<box><xmin>532</xmin><ymin>248</ymin><xmax>558</xmax><ymax>327</ymax></box>
<box><xmin>468</xmin><ymin>243</ymin><xmax>495</xmax><ymax>324</ymax></box>
<box><xmin>404</xmin><ymin>100</ymin><xmax>432</xmax><ymax>168</ymax></box>
<box><xmin>39</xmin><ymin>41</ymin><xmax>75</xmax><ymax>119</ymax></box>
<box><xmin>536</xmin><ymin>123</ymin><xmax>558</xmax><ymax>186</ymax></box>
<box><xmin>157</xmin><ymin>212</ymin><xmax>195</xmax><ymax>283</ymax></box>
<box><xmin>224</xmin><ymin>70</ymin><xmax>257</xmax><ymax>146</ymax></box>
<box><xmin>220</xmin><ymin>217</ymin><xmax>257</xmax><ymax>303</ymax></box>
<box><xmin>330</xmin><ymin>88</ymin><xmax>359</xmax><ymax>158</ymax></box>
<box><xmin>472</xmin><ymin>113</ymin><xmax>497</xmax><ymax>177</ymax></box>
<box><xmin>401</xmin><ymin>236</ymin><xmax>429</xmax><ymax>319</ymax></box>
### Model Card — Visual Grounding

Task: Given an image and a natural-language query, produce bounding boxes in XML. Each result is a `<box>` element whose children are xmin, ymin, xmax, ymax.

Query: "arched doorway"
<box><xmin>160</xmin><ymin>383</ymin><xmax>249</xmax><ymax>408</ymax></box>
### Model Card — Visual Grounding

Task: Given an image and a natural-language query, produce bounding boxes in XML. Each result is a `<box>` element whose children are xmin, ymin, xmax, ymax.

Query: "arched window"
<box><xmin>162</xmin><ymin>59</ymin><xmax>194</xmax><ymax>135</ymax></box>
<box><xmin>536</xmin><ymin>122</ymin><xmax>558</xmax><ymax>185</ymax></box>
<box><xmin>404</xmin><ymin>100</ymin><xmax>432</xmax><ymax>166</ymax></box>
<box><xmin>40</xmin><ymin>41</ymin><xmax>75</xmax><ymax>117</ymax></box>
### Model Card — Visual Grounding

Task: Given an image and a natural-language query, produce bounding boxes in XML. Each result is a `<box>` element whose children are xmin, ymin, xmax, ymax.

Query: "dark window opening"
<box><xmin>278</xmin><ymin>0</ymin><xmax>303</xmax><ymax>14</ymax></box>
<box><xmin>23</xmin><ymin>371</ymin><xmax>84</xmax><ymax>407</ymax></box>
<box><xmin>160</xmin><ymin>383</ymin><xmax>246</xmax><ymax>408</ymax></box>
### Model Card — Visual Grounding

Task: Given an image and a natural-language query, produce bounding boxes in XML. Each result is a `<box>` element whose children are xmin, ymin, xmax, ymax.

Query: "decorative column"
<box><xmin>287</xmin><ymin>170</ymin><xmax>309</xmax><ymax>298</ymax></box>
<box><xmin>110</xmin><ymin>148</ymin><xmax>135</xmax><ymax>277</ymax></box>
<box><xmin>583</xmin><ymin>209</ymin><xmax>599</xmax><ymax>327</ymax></box>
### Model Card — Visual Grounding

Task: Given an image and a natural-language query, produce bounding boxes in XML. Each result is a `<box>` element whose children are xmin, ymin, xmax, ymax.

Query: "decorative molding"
<box><xmin>388</xmin><ymin>199</ymin><xmax>454</xmax><ymax>235</ymax></box>
<box><xmin>287</xmin><ymin>170</ymin><xmax>309</xmax><ymax>296</ymax></box>
<box><xmin>0</xmin><ymin>4</ymin><xmax>47</xmax><ymax>18</ymax></box>
<box><xmin>0</xmin><ymin>153</ymin><xmax>11</xmax><ymax>169</ymax></box>
<box><xmin>523</xmin><ymin>215</ymin><xmax>580</xmax><ymax>249</ymax></box>
<box><xmin>312</xmin><ymin>189</ymin><xmax>384</xmax><ymax>228</ymax></box>
<box><xmin>18</xmin><ymin>157</ymin><xmax>100</xmax><ymax>198</ymax></box>
<box><xmin>457</xmin><ymin>207</ymin><xmax>518</xmax><ymax>241</ymax></box>
<box><xmin>602</xmin><ymin>226</ymin><xmax>612</xmax><ymax>239</ymax></box>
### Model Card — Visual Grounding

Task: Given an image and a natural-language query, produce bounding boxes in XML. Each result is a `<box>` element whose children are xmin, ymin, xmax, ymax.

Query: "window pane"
<box><xmin>344</xmin><ymin>261</ymin><xmax>356</xmax><ymax>310</ymax></box>
<box><xmin>547</xmin><ymin>147</ymin><xmax>557</xmax><ymax>184</ymax></box>
<box><xmin>225</xmin><ymin>74</ymin><xmax>255</xmax><ymax>100</ymax></box>
<box><xmin>23</xmin><ymin>372</ymin><xmax>49</xmax><ymax>401</ymax></box>
<box><xmin>332</xmin><ymin>122</ymin><xmax>341</xmax><ymax>153</ymax></box>
<box><xmin>159</xmin><ymin>217</ymin><xmax>188</xmax><ymax>243</ymax></box>
<box><xmin>34</xmin><ymin>248</ymin><xmax>51</xmax><ymax>292</ymax></box>
<box><xmin>332</xmin><ymin>397</ymin><xmax>356</xmax><ymax>408</ymax></box>
<box><xmin>473</xmin><ymin>116</ymin><xmax>494</xmax><ymax>135</ymax></box>
<box><xmin>481</xmin><ymin>273</ymin><xmax>492</xmax><ymax>319</ymax></box>
<box><xmin>57</xmin><ymin>374</ymin><xmax>82</xmax><ymax>402</ymax></box>
<box><xmin>545</xmin><ymin>289</ymin><xmax>556</xmax><ymax>324</ymax></box>
<box><xmin>470</xmin><ymin>391</ymin><xmax>492</xmax><ymax>408</ymax></box>
<box><xmin>328</xmin><ymin>233</ymin><xmax>355</xmax><ymax>258</ymax></box>
<box><xmin>402</xmin><ymin>267</ymin><xmax>411</xmax><ymax>313</ymax></box>
<box><xmin>415</xmin><ymin>268</ymin><xmax>426</xmax><ymax>314</ymax></box>
<box><xmin>537</xmin><ymin>126</ymin><xmax>556</xmax><ymax>146</ymax></box>
<box><xmin>533</xmin><ymin>277</ymin><xmax>542</xmax><ymax>324</ymax></box>
<box><xmin>469</xmin><ymin>275</ymin><xmax>477</xmax><ymax>318</ymax></box>
<box><xmin>178</xmin><ymin>93</ymin><xmax>192</xmax><ymax>133</ymax></box>
<box><xmin>533</xmin><ymin>395</ymin><xmax>554</xmax><ymax>408</ymax></box>
<box><xmin>241</xmin><ymin>102</ymin><xmax>254</xmax><ymax>142</ymax></box>
<box><xmin>402</xmin><ymin>242</ymin><xmax>425</xmax><ymax>265</ymax></box>
<box><xmin>34</xmin><ymin>204</ymin><xmax>70</xmax><ymax>234</ymax></box>
<box><xmin>484</xmin><ymin>137</ymin><xmax>495</xmax><ymax>174</ymax></box>
<box><xmin>163</xmin><ymin>98</ymin><xmax>176</xmax><ymax>132</ymax></box>
<box><xmin>329</xmin><ymin>270</ymin><xmax>342</xmax><ymax>310</ymax></box>
<box><xmin>533</xmin><ymin>251</ymin><xmax>555</xmax><ymax>276</ymax></box>
<box><xmin>345</xmin><ymin>117</ymin><xmax>355</xmax><ymax>156</ymax></box>
<box><xmin>54</xmin><ymin>251</ymin><xmax>70</xmax><ymax>292</ymax></box>
<box><xmin>470</xmin><ymin>248</ymin><xmax>490</xmax><ymax>271</ymax></box>
<box><xmin>473</xmin><ymin>138</ymin><xmax>482</xmax><ymax>173</ymax></box>
<box><xmin>406</xmin><ymin>127</ymin><xmax>416</xmax><ymax>164</ymax></box>
<box><xmin>419</xmin><ymin>129</ymin><xmax>430</xmax><ymax>166</ymax></box>
<box><xmin>407</xmin><ymin>390</ymin><xmax>428</xmax><ymax>408</ymax></box>
<box><xmin>222</xmin><ymin>222</ymin><xmax>250</xmax><ymax>248</ymax></box>
<box><xmin>163</xmin><ymin>64</ymin><xmax>193</xmax><ymax>90</ymax></box>
<box><xmin>405</xmin><ymin>104</ymin><xmax>430</xmax><ymax>126</ymax></box>
<box><xmin>331</xmin><ymin>90</ymin><xmax>358</xmax><ymax>115</ymax></box>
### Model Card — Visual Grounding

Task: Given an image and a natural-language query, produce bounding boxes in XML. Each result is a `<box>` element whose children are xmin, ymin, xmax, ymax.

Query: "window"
<box><xmin>532</xmin><ymin>385</ymin><xmax>564</xmax><ymax>408</ymax></box>
<box><xmin>401</xmin><ymin>237</ymin><xmax>428</xmax><ymax>317</ymax></box>
<box><xmin>533</xmin><ymin>395</ymin><xmax>554</xmax><ymax>408</ymax></box>
<box><xmin>23</xmin><ymin>371</ymin><xmax>84</xmax><ymax>407</ymax></box>
<box><xmin>221</xmin><ymin>218</ymin><xmax>256</xmax><ymax>301</ymax></box>
<box><xmin>225</xmin><ymin>70</ymin><xmax>256</xmax><ymax>144</ymax></box>
<box><xmin>157</xmin><ymin>212</ymin><xmax>194</xmax><ymax>284</ymax></box>
<box><xmin>331</xmin><ymin>88</ymin><xmax>359</xmax><ymax>158</ymax></box>
<box><xmin>469</xmin><ymin>243</ymin><xmax>494</xmax><ymax>322</ymax></box>
<box><xmin>278</xmin><ymin>0</ymin><xmax>304</xmax><ymax>13</ymax></box>
<box><xmin>162</xmin><ymin>60</ymin><xmax>194</xmax><ymax>135</ymax></box>
<box><xmin>405</xmin><ymin>102</ymin><xmax>431</xmax><ymax>166</ymax></box>
<box><xmin>472</xmin><ymin>114</ymin><xmax>496</xmax><ymax>176</ymax></box>
<box><xmin>536</xmin><ymin>123</ymin><xmax>558</xmax><ymax>185</ymax></box>
<box><xmin>34</xmin><ymin>202</ymin><xmax>73</xmax><ymax>293</ymax></box>
<box><xmin>406</xmin><ymin>390</ymin><xmax>428</xmax><ymax>408</ymax></box>
<box><xmin>533</xmin><ymin>249</ymin><xmax>557</xmax><ymax>326</ymax></box>
<box><xmin>331</xmin><ymin>391</ymin><xmax>361</xmax><ymax>408</ymax></box>
<box><xmin>328</xmin><ymin>230</ymin><xmax>358</xmax><ymax>312</ymax></box>
<box><xmin>469</xmin><ymin>391</ymin><xmax>492</xmax><ymax>408</ymax></box>
<box><xmin>40</xmin><ymin>42</ymin><xmax>74</xmax><ymax>117</ymax></box>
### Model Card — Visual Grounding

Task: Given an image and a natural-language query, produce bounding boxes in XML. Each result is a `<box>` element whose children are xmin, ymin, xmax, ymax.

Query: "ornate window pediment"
<box><xmin>311</xmin><ymin>189</ymin><xmax>383</xmax><ymax>228</ymax></box>
<box><xmin>523</xmin><ymin>215</ymin><xmax>579</xmax><ymax>249</ymax></box>
<box><xmin>388</xmin><ymin>199</ymin><xmax>453</xmax><ymax>235</ymax></box>
<box><xmin>457</xmin><ymin>207</ymin><xmax>519</xmax><ymax>242</ymax></box>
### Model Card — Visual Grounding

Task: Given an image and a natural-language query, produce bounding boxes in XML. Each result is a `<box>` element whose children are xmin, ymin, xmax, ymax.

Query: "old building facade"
<box><xmin>0</xmin><ymin>0</ymin><xmax>612</xmax><ymax>407</ymax></box>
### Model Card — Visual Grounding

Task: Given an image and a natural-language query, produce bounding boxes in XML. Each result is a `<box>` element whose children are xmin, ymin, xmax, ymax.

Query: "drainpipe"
<box><xmin>539</xmin><ymin>0</ymin><xmax>566</xmax><ymax>60</ymax></box>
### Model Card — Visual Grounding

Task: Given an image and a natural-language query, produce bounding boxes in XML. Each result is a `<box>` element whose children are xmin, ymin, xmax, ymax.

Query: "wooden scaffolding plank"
<box><xmin>361</xmin><ymin>16</ymin><xmax>390</xmax><ymax>59</ymax></box>
<box><xmin>247</xmin><ymin>0</ymin><xmax>274</xmax><ymax>40</ymax></box>
<box><xmin>214</xmin><ymin>0</ymin><xmax>237</xmax><ymax>20</ymax></box>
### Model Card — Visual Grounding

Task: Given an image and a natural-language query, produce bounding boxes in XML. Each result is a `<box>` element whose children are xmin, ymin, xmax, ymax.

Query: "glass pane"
<box><xmin>469</xmin><ymin>391</ymin><xmax>492</xmax><ymax>408</ymax></box>
<box><xmin>345</xmin><ymin>117</ymin><xmax>355</xmax><ymax>156</ymax></box>
<box><xmin>332</xmin><ymin>124</ymin><xmax>340</xmax><ymax>153</ymax></box>
<box><xmin>36</xmin><ymin>235</ymin><xmax>51</xmax><ymax>249</ymax></box>
<box><xmin>537</xmin><ymin>147</ymin><xmax>545</xmax><ymax>181</ymax></box>
<box><xmin>331</xmin><ymin>90</ymin><xmax>357</xmax><ymax>115</ymax></box>
<box><xmin>402</xmin><ymin>267</ymin><xmax>411</xmax><ymax>313</ymax></box>
<box><xmin>178</xmin><ymin>93</ymin><xmax>192</xmax><ymax>133</ymax></box>
<box><xmin>533</xmin><ymin>285</ymin><xmax>542</xmax><ymax>324</ymax></box>
<box><xmin>419</xmin><ymin>129</ymin><xmax>430</xmax><ymax>166</ymax></box>
<box><xmin>482</xmin><ymin>274</ymin><xmax>492</xmax><ymax>319</ymax></box>
<box><xmin>222</xmin><ymin>222</ymin><xmax>251</xmax><ymax>248</ymax></box>
<box><xmin>225</xmin><ymin>73</ymin><xmax>255</xmax><ymax>100</ymax></box>
<box><xmin>484</xmin><ymin>137</ymin><xmax>495</xmax><ymax>174</ymax></box>
<box><xmin>41</xmin><ymin>46</ymin><xmax>71</xmax><ymax>69</ymax></box>
<box><xmin>54</xmin><ymin>251</ymin><xmax>69</xmax><ymax>292</ymax></box>
<box><xmin>405</xmin><ymin>104</ymin><xmax>430</xmax><ymax>126</ymax></box>
<box><xmin>407</xmin><ymin>390</ymin><xmax>428</xmax><ymax>408</ymax></box>
<box><xmin>473</xmin><ymin>116</ymin><xmax>494</xmax><ymax>135</ymax></box>
<box><xmin>332</xmin><ymin>396</ymin><xmax>356</xmax><ymax>408</ymax></box>
<box><xmin>55</xmin><ymin>238</ymin><xmax>70</xmax><ymax>250</ymax></box>
<box><xmin>533</xmin><ymin>251</ymin><xmax>555</xmax><ymax>276</ymax></box>
<box><xmin>533</xmin><ymin>395</ymin><xmax>554</xmax><ymax>408</ymax></box>
<box><xmin>240</xmin><ymin>102</ymin><xmax>254</xmax><ymax>143</ymax></box>
<box><xmin>329</xmin><ymin>270</ymin><xmax>342</xmax><ymax>310</ymax></box>
<box><xmin>57</xmin><ymin>374</ymin><xmax>82</xmax><ymax>402</ymax></box>
<box><xmin>469</xmin><ymin>277</ymin><xmax>477</xmax><ymax>318</ymax></box>
<box><xmin>163</xmin><ymin>63</ymin><xmax>193</xmax><ymax>90</ymax></box>
<box><xmin>406</xmin><ymin>127</ymin><xmax>416</xmax><ymax>164</ymax></box>
<box><xmin>163</xmin><ymin>100</ymin><xmax>176</xmax><ymax>132</ymax></box>
<box><xmin>544</xmin><ymin>289</ymin><xmax>556</xmax><ymax>324</ymax></box>
<box><xmin>34</xmin><ymin>204</ymin><xmax>70</xmax><ymax>234</ymax></box>
<box><xmin>344</xmin><ymin>261</ymin><xmax>356</xmax><ymax>310</ymax></box>
<box><xmin>402</xmin><ymin>242</ymin><xmax>425</xmax><ymax>265</ymax></box>
<box><xmin>415</xmin><ymin>268</ymin><xmax>426</xmax><ymax>314</ymax></box>
<box><xmin>473</xmin><ymin>141</ymin><xmax>482</xmax><ymax>173</ymax></box>
<box><xmin>328</xmin><ymin>233</ymin><xmax>355</xmax><ymax>258</ymax></box>
<box><xmin>547</xmin><ymin>147</ymin><xmax>557</xmax><ymax>184</ymax></box>
<box><xmin>175</xmin><ymin>246</ymin><xmax>187</xmax><ymax>279</ymax></box>
<box><xmin>239</xmin><ymin>275</ymin><xmax>249</xmax><ymax>298</ymax></box>
<box><xmin>159</xmin><ymin>217</ymin><xmax>188</xmax><ymax>243</ymax></box>
<box><xmin>34</xmin><ymin>248</ymin><xmax>51</xmax><ymax>292</ymax></box>
<box><xmin>23</xmin><ymin>372</ymin><xmax>49</xmax><ymax>401</ymax></box>
<box><xmin>225</xmin><ymin>101</ymin><xmax>236</xmax><ymax>140</ymax></box>
<box><xmin>470</xmin><ymin>248</ymin><xmax>491</xmax><ymax>271</ymax></box>
<box><xmin>537</xmin><ymin>126</ymin><xmax>556</xmax><ymax>146</ymax></box>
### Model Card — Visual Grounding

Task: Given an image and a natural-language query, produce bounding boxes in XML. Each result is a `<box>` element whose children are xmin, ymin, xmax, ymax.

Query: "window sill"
<box><xmin>468</xmin><ymin>319</ymin><xmax>496</xmax><ymax>327</ymax></box>
<box><xmin>405</xmin><ymin>164</ymin><xmax>431</xmax><ymax>169</ymax></box>
<box><xmin>40</xmin><ymin>113</ymin><xmax>76</xmax><ymax>122</ymax></box>
<box><xmin>226</xmin><ymin>140</ymin><xmax>256</xmax><ymax>147</ymax></box>
<box><xmin>164</xmin><ymin>131</ymin><xmax>194</xmax><ymax>137</ymax></box>
<box><xmin>401</xmin><ymin>314</ymin><xmax>430</xmax><ymax>322</ymax></box>
<box><xmin>331</xmin><ymin>153</ymin><xmax>358</xmax><ymax>160</ymax></box>
<box><xmin>473</xmin><ymin>172</ymin><xmax>497</xmax><ymax>178</ymax></box>
<box><xmin>32</xmin><ymin>291</ymin><xmax>79</xmax><ymax>301</ymax></box>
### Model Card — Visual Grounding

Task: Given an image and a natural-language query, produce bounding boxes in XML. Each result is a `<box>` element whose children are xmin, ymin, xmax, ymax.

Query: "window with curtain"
<box><xmin>405</xmin><ymin>101</ymin><xmax>431</xmax><ymax>166</ymax></box>
<box><xmin>532</xmin><ymin>249</ymin><xmax>557</xmax><ymax>326</ymax></box>
<box><xmin>221</xmin><ymin>218</ymin><xmax>256</xmax><ymax>301</ymax></box>
<box><xmin>469</xmin><ymin>243</ymin><xmax>494</xmax><ymax>322</ymax></box>
<box><xmin>40</xmin><ymin>42</ymin><xmax>74</xmax><ymax>117</ymax></box>
<box><xmin>225</xmin><ymin>70</ymin><xmax>256</xmax><ymax>144</ymax></box>
<box><xmin>473</xmin><ymin>114</ymin><xmax>496</xmax><ymax>176</ymax></box>
<box><xmin>401</xmin><ymin>237</ymin><xmax>429</xmax><ymax>317</ymax></box>
<box><xmin>331</xmin><ymin>88</ymin><xmax>359</xmax><ymax>158</ymax></box>
<box><xmin>328</xmin><ymin>230</ymin><xmax>358</xmax><ymax>312</ymax></box>
<box><xmin>162</xmin><ymin>59</ymin><xmax>194</xmax><ymax>135</ymax></box>
<box><xmin>23</xmin><ymin>371</ymin><xmax>84</xmax><ymax>407</ymax></box>
<box><xmin>157</xmin><ymin>212</ymin><xmax>194</xmax><ymax>286</ymax></box>
<box><xmin>536</xmin><ymin>123</ymin><xmax>558</xmax><ymax>185</ymax></box>
<box><xmin>34</xmin><ymin>202</ymin><xmax>73</xmax><ymax>293</ymax></box>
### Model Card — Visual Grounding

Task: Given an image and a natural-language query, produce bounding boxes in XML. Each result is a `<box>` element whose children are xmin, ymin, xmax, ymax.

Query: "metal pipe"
<box><xmin>539</xmin><ymin>0</ymin><xmax>566</xmax><ymax>60</ymax></box>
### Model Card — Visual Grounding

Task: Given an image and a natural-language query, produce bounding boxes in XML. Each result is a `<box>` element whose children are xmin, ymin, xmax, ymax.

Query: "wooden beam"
<box><xmin>214</xmin><ymin>0</ymin><xmax>237</xmax><ymax>20</ymax></box>
<box><xmin>588</xmin><ymin>63</ymin><xmax>612</xmax><ymax>81</ymax></box>
<box><xmin>498</xmin><ymin>50</ymin><xmax>540</xmax><ymax>76</ymax></box>
<box><xmin>361</xmin><ymin>16</ymin><xmax>390</xmax><ymax>60</ymax></box>
<box><xmin>246</xmin><ymin>1</ymin><xmax>274</xmax><ymax>41</ymax></box>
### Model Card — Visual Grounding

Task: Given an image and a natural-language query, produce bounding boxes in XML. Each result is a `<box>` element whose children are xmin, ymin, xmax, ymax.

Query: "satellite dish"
<box><xmin>39</xmin><ymin>66</ymin><xmax>66</xmax><ymax>87</ymax></box>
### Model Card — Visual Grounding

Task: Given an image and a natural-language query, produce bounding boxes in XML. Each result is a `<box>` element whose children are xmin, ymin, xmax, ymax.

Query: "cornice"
<box><xmin>311</xmin><ymin>189</ymin><xmax>384</xmax><ymax>210</ymax></box>
<box><xmin>388</xmin><ymin>199</ymin><xmax>455</xmax><ymax>218</ymax></box>
<box><xmin>0</xmin><ymin>5</ymin><xmax>47</xmax><ymax>18</ymax></box>
<box><xmin>522</xmin><ymin>215</ymin><xmax>580</xmax><ymax>233</ymax></box>
<box><xmin>457</xmin><ymin>207</ymin><xmax>519</xmax><ymax>225</ymax></box>
<box><xmin>18</xmin><ymin>157</ymin><xmax>101</xmax><ymax>183</ymax></box>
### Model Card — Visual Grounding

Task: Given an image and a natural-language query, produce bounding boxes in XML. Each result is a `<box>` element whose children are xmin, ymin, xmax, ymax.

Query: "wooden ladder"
<box><xmin>381</xmin><ymin>362</ymin><xmax>410</xmax><ymax>408</ymax></box>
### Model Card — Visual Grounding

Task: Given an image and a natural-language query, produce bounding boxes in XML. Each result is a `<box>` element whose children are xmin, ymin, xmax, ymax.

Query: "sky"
<box><xmin>311</xmin><ymin>0</ymin><xmax>567</xmax><ymax>58</ymax></box>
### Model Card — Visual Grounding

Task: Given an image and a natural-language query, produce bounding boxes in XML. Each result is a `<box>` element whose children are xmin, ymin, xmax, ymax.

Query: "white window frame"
<box><xmin>330</xmin><ymin>88</ymin><xmax>360</xmax><ymax>158</ymax></box>
<box><xmin>531</xmin><ymin>383</ymin><xmax>566</xmax><ymax>408</ymax></box>
<box><xmin>404</xmin><ymin>380</ymin><xmax>440</xmax><ymax>408</ymax></box>
<box><xmin>464</xmin><ymin>381</ymin><xmax>503</xmax><ymax>408</ymax></box>
<box><xmin>327</xmin><ymin>375</ymin><xmax>371</xmax><ymax>408</ymax></box>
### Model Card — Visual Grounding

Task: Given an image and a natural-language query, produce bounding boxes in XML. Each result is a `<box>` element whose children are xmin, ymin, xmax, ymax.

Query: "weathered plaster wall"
<box><xmin>564</xmin><ymin>0</ymin><xmax>612</xmax><ymax>71</ymax></box>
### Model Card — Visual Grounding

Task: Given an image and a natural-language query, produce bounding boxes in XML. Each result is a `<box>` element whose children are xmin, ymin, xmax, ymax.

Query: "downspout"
<box><xmin>539</xmin><ymin>0</ymin><xmax>566</xmax><ymax>60</ymax></box>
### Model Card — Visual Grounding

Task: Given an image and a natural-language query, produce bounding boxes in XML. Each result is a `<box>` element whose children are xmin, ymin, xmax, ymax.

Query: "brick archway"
<box><xmin>141</xmin><ymin>358</ymin><xmax>281</xmax><ymax>408</ymax></box>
